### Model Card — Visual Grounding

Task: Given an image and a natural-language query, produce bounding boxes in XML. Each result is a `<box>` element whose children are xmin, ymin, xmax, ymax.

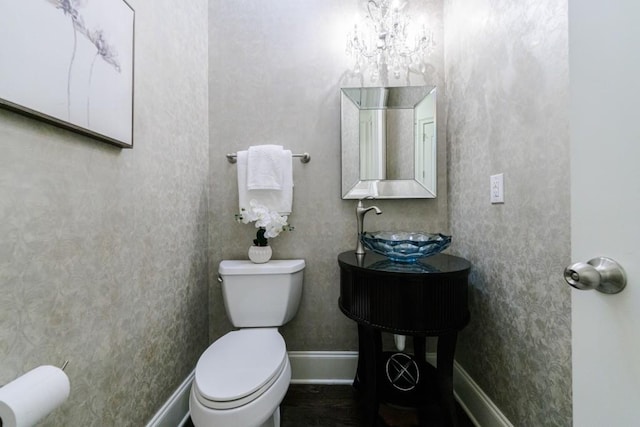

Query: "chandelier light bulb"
<box><xmin>346</xmin><ymin>0</ymin><xmax>435</xmax><ymax>81</ymax></box>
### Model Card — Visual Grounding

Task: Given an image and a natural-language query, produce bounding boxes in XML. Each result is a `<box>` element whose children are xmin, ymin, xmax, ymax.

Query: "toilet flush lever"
<box><xmin>217</xmin><ymin>275</ymin><xmax>223</xmax><ymax>283</ymax></box>
<box><xmin>564</xmin><ymin>257</ymin><xmax>627</xmax><ymax>294</ymax></box>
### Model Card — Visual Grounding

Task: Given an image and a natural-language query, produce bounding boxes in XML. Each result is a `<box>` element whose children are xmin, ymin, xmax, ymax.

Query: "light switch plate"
<box><xmin>490</xmin><ymin>173</ymin><xmax>504</xmax><ymax>204</ymax></box>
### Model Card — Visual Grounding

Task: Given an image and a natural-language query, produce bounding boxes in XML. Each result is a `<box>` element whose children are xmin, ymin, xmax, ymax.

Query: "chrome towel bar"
<box><xmin>226</xmin><ymin>152</ymin><xmax>311</xmax><ymax>164</ymax></box>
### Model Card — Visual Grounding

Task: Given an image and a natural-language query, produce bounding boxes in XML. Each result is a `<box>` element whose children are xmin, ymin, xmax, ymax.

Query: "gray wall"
<box><xmin>445</xmin><ymin>0</ymin><xmax>572</xmax><ymax>425</ymax></box>
<box><xmin>0</xmin><ymin>0</ymin><xmax>209</xmax><ymax>425</ymax></box>
<box><xmin>207</xmin><ymin>0</ymin><xmax>448</xmax><ymax>349</ymax></box>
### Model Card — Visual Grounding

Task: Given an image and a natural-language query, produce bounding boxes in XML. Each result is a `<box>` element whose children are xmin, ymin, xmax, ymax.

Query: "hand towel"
<box><xmin>237</xmin><ymin>150</ymin><xmax>293</xmax><ymax>215</ymax></box>
<box><xmin>247</xmin><ymin>145</ymin><xmax>287</xmax><ymax>190</ymax></box>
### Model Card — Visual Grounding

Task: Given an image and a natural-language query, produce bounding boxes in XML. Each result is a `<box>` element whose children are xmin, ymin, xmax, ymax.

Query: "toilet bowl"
<box><xmin>190</xmin><ymin>329</ymin><xmax>291</xmax><ymax>427</ymax></box>
<box><xmin>189</xmin><ymin>259</ymin><xmax>305</xmax><ymax>427</ymax></box>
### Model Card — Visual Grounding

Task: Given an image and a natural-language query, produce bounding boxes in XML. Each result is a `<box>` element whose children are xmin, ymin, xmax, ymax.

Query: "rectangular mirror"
<box><xmin>341</xmin><ymin>86</ymin><xmax>437</xmax><ymax>199</ymax></box>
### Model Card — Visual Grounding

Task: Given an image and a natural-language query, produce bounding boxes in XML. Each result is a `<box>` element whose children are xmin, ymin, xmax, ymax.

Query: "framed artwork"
<box><xmin>0</xmin><ymin>0</ymin><xmax>135</xmax><ymax>148</ymax></box>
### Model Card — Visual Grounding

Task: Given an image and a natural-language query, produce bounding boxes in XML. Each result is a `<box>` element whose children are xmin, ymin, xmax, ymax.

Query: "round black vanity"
<box><xmin>338</xmin><ymin>251</ymin><xmax>471</xmax><ymax>427</ymax></box>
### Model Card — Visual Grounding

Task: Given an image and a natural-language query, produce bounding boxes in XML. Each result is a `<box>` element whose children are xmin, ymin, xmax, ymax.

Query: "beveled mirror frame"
<box><xmin>341</xmin><ymin>86</ymin><xmax>437</xmax><ymax>199</ymax></box>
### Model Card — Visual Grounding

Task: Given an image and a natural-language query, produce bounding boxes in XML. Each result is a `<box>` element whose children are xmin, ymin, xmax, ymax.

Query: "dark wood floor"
<box><xmin>281</xmin><ymin>384</ymin><xmax>474</xmax><ymax>427</ymax></box>
<box><xmin>187</xmin><ymin>384</ymin><xmax>475</xmax><ymax>427</ymax></box>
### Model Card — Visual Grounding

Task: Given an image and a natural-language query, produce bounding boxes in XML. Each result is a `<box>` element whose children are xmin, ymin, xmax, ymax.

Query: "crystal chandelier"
<box><xmin>346</xmin><ymin>0</ymin><xmax>435</xmax><ymax>81</ymax></box>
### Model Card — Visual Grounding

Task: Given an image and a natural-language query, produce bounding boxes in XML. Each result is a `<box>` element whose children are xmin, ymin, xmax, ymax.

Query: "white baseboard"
<box><xmin>148</xmin><ymin>352</ymin><xmax>513</xmax><ymax>427</ymax></box>
<box><xmin>288</xmin><ymin>351</ymin><xmax>359</xmax><ymax>384</ymax></box>
<box><xmin>450</xmin><ymin>360</ymin><xmax>514</xmax><ymax>427</ymax></box>
<box><xmin>145</xmin><ymin>370</ymin><xmax>194</xmax><ymax>427</ymax></box>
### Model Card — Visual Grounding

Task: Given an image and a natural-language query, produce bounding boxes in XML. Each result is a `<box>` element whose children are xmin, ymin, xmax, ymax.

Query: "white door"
<box><xmin>569</xmin><ymin>0</ymin><xmax>640</xmax><ymax>425</ymax></box>
<box><xmin>415</xmin><ymin>119</ymin><xmax>435</xmax><ymax>190</ymax></box>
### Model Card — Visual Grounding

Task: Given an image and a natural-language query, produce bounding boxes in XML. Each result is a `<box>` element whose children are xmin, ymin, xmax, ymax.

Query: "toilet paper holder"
<box><xmin>0</xmin><ymin>361</ymin><xmax>68</xmax><ymax>388</ymax></box>
<box><xmin>0</xmin><ymin>363</ymin><xmax>71</xmax><ymax>427</ymax></box>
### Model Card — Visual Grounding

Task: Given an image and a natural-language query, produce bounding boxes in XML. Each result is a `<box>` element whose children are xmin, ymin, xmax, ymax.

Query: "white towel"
<box><xmin>247</xmin><ymin>145</ymin><xmax>287</xmax><ymax>190</ymax></box>
<box><xmin>237</xmin><ymin>150</ymin><xmax>293</xmax><ymax>215</ymax></box>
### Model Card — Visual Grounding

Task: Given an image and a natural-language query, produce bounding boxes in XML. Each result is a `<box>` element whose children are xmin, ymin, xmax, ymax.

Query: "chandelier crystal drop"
<box><xmin>346</xmin><ymin>0</ymin><xmax>435</xmax><ymax>81</ymax></box>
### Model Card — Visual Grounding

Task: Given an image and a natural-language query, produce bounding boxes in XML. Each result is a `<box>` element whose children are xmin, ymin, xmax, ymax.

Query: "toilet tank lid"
<box><xmin>219</xmin><ymin>259</ymin><xmax>305</xmax><ymax>275</ymax></box>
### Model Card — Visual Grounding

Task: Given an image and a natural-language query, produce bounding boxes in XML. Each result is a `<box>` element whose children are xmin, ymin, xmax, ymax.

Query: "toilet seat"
<box><xmin>193</xmin><ymin>329</ymin><xmax>287</xmax><ymax>410</ymax></box>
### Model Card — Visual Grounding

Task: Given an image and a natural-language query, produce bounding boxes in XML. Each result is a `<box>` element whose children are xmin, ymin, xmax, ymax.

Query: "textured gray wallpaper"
<box><xmin>444</xmin><ymin>0</ymin><xmax>572</xmax><ymax>425</ymax></box>
<box><xmin>0</xmin><ymin>0</ymin><xmax>209</xmax><ymax>425</ymax></box>
<box><xmin>207</xmin><ymin>0</ymin><xmax>448</xmax><ymax>350</ymax></box>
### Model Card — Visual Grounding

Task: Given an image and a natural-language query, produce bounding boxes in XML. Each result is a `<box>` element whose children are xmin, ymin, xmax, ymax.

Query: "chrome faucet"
<box><xmin>355</xmin><ymin>199</ymin><xmax>382</xmax><ymax>255</ymax></box>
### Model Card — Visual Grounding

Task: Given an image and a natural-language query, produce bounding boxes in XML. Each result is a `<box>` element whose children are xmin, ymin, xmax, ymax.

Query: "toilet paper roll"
<box><xmin>0</xmin><ymin>365</ymin><xmax>70</xmax><ymax>427</ymax></box>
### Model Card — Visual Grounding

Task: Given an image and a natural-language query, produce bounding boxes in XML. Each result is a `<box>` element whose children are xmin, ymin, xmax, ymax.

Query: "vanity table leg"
<box><xmin>436</xmin><ymin>332</ymin><xmax>459</xmax><ymax>427</ymax></box>
<box><xmin>357</xmin><ymin>324</ymin><xmax>382</xmax><ymax>427</ymax></box>
<box><xmin>354</xmin><ymin>324</ymin><xmax>367</xmax><ymax>391</ymax></box>
<box><xmin>413</xmin><ymin>335</ymin><xmax>427</xmax><ymax>364</ymax></box>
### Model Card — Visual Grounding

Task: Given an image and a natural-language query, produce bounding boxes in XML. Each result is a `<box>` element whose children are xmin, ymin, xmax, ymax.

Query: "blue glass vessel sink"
<box><xmin>360</xmin><ymin>231</ymin><xmax>451</xmax><ymax>262</ymax></box>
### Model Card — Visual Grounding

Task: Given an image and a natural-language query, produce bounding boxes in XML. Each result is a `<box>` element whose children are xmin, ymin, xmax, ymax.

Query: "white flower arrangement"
<box><xmin>237</xmin><ymin>200</ymin><xmax>293</xmax><ymax>246</ymax></box>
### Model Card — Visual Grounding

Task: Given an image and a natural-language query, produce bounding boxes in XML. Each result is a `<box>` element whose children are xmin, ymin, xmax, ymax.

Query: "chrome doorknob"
<box><xmin>564</xmin><ymin>257</ymin><xmax>627</xmax><ymax>294</ymax></box>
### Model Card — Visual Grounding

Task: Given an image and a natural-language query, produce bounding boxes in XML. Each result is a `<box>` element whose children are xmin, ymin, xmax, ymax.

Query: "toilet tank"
<box><xmin>218</xmin><ymin>259</ymin><xmax>305</xmax><ymax>327</ymax></box>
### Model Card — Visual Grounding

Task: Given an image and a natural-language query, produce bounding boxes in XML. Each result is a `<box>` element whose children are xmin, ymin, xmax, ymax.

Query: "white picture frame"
<box><xmin>0</xmin><ymin>0</ymin><xmax>135</xmax><ymax>148</ymax></box>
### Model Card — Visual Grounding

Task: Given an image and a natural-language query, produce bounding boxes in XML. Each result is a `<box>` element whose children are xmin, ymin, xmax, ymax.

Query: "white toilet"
<box><xmin>189</xmin><ymin>259</ymin><xmax>305</xmax><ymax>427</ymax></box>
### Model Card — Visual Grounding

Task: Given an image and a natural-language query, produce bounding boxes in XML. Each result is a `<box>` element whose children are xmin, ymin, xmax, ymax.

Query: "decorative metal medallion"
<box><xmin>385</xmin><ymin>352</ymin><xmax>420</xmax><ymax>391</ymax></box>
